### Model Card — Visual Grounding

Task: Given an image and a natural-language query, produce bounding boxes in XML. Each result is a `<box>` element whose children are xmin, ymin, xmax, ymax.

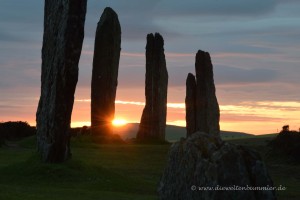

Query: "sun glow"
<box><xmin>112</xmin><ymin>119</ymin><xmax>128</xmax><ymax>127</ymax></box>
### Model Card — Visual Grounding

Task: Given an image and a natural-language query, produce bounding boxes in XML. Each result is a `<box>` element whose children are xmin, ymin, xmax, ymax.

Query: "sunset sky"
<box><xmin>0</xmin><ymin>0</ymin><xmax>300</xmax><ymax>135</ymax></box>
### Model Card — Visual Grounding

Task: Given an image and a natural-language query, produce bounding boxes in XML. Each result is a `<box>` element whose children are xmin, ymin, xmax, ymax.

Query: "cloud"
<box><xmin>155</xmin><ymin>0</ymin><xmax>279</xmax><ymax>17</ymax></box>
<box><xmin>221</xmin><ymin>114</ymin><xmax>283</xmax><ymax>123</ymax></box>
<box><xmin>76</xmin><ymin>99</ymin><xmax>185</xmax><ymax>109</ymax></box>
<box><xmin>215</xmin><ymin>65</ymin><xmax>279</xmax><ymax>85</ymax></box>
<box><xmin>85</xmin><ymin>0</ymin><xmax>177</xmax><ymax>41</ymax></box>
<box><xmin>221</xmin><ymin>101</ymin><xmax>300</xmax><ymax>129</ymax></box>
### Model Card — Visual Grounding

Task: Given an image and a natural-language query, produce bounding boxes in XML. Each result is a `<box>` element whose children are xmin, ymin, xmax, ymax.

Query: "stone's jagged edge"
<box><xmin>137</xmin><ymin>33</ymin><xmax>168</xmax><ymax>142</ymax></box>
<box><xmin>185</xmin><ymin>50</ymin><xmax>220</xmax><ymax>137</ymax></box>
<box><xmin>158</xmin><ymin>132</ymin><xmax>276</xmax><ymax>200</ymax></box>
<box><xmin>91</xmin><ymin>7</ymin><xmax>121</xmax><ymax>137</ymax></box>
<box><xmin>36</xmin><ymin>0</ymin><xmax>87</xmax><ymax>163</ymax></box>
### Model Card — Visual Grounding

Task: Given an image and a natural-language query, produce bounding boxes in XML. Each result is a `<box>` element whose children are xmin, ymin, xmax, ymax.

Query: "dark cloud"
<box><xmin>107</xmin><ymin>63</ymin><xmax>281</xmax><ymax>89</ymax></box>
<box><xmin>154</xmin><ymin>0</ymin><xmax>278</xmax><ymax>17</ymax></box>
<box><xmin>215</xmin><ymin>65</ymin><xmax>279</xmax><ymax>85</ymax></box>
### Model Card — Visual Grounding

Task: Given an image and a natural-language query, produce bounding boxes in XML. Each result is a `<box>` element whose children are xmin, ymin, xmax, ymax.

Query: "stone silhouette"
<box><xmin>36</xmin><ymin>0</ymin><xmax>87</xmax><ymax>163</ymax></box>
<box><xmin>185</xmin><ymin>50</ymin><xmax>220</xmax><ymax>137</ymax></box>
<box><xmin>185</xmin><ymin>73</ymin><xmax>197</xmax><ymax>137</ymax></box>
<box><xmin>91</xmin><ymin>7</ymin><xmax>121</xmax><ymax>136</ymax></box>
<box><xmin>161</xmin><ymin>50</ymin><xmax>275</xmax><ymax>199</ymax></box>
<box><xmin>158</xmin><ymin>132</ymin><xmax>276</xmax><ymax>200</ymax></box>
<box><xmin>137</xmin><ymin>33</ymin><xmax>168</xmax><ymax>141</ymax></box>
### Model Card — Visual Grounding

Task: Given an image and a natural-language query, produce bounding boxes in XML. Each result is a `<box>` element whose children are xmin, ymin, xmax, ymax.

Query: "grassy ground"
<box><xmin>0</xmin><ymin>135</ymin><xmax>299</xmax><ymax>199</ymax></box>
<box><xmin>0</xmin><ymin>136</ymin><xmax>170</xmax><ymax>200</ymax></box>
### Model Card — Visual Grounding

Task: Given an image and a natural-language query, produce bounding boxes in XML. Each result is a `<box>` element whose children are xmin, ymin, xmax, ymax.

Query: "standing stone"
<box><xmin>36</xmin><ymin>0</ymin><xmax>87</xmax><ymax>163</ymax></box>
<box><xmin>185</xmin><ymin>73</ymin><xmax>197</xmax><ymax>137</ymax></box>
<box><xmin>91</xmin><ymin>7</ymin><xmax>121</xmax><ymax>137</ymax></box>
<box><xmin>185</xmin><ymin>50</ymin><xmax>220</xmax><ymax>137</ymax></box>
<box><xmin>195</xmin><ymin>50</ymin><xmax>220</xmax><ymax>135</ymax></box>
<box><xmin>137</xmin><ymin>33</ymin><xmax>168</xmax><ymax>141</ymax></box>
<box><xmin>161</xmin><ymin>51</ymin><xmax>275</xmax><ymax>200</ymax></box>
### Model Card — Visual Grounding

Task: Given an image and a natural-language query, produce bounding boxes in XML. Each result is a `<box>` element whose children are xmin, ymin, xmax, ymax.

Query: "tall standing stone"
<box><xmin>162</xmin><ymin>51</ymin><xmax>275</xmax><ymax>200</ymax></box>
<box><xmin>195</xmin><ymin>50</ymin><xmax>220</xmax><ymax>135</ymax></box>
<box><xmin>137</xmin><ymin>33</ymin><xmax>168</xmax><ymax>141</ymax></box>
<box><xmin>36</xmin><ymin>0</ymin><xmax>87</xmax><ymax>163</ymax></box>
<box><xmin>91</xmin><ymin>7</ymin><xmax>121</xmax><ymax>137</ymax></box>
<box><xmin>185</xmin><ymin>73</ymin><xmax>197</xmax><ymax>137</ymax></box>
<box><xmin>185</xmin><ymin>50</ymin><xmax>220</xmax><ymax>137</ymax></box>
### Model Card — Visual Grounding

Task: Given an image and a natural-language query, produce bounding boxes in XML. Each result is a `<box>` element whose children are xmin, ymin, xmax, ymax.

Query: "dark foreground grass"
<box><xmin>1</xmin><ymin>135</ymin><xmax>299</xmax><ymax>199</ymax></box>
<box><xmin>0</xmin><ymin>136</ymin><xmax>169</xmax><ymax>200</ymax></box>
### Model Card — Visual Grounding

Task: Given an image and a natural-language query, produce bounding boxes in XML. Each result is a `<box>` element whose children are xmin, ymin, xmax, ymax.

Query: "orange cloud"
<box><xmin>65</xmin><ymin>99</ymin><xmax>300</xmax><ymax>135</ymax></box>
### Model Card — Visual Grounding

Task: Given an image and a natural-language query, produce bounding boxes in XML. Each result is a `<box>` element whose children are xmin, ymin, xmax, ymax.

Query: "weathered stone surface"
<box><xmin>137</xmin><ymin>33</ymin><xmax>168</xmax><ymax>141</ymax></box>
<box><xmin>185</xmin><ymin>73</ymin><xmax>197</xmax><ymax>137</ymax></box>
<box><xmin>36</xmin><ymin>0</ymin><xmax>87</xmax><ymax>163</ymax></box>
<box><xmin>91</xmin><ymin>7</ymin><xmax>121</xmax><ymax>136</ymax></box>
<box><xmin>185</xmin><ymin>50</ymin><xmax>220</xmax><ymax>137</ymax></box>
<box><xmin>158</xmin><ymin>132</ymin><xmax>276</xmax><ymax>200</ymax></box>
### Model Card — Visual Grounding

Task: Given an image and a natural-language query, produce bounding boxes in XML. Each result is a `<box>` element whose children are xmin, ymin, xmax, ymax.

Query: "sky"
<box><xmin>0</xmin><ymin>0</ymin><xmax>300</xmax><ymax>135</ymax></box>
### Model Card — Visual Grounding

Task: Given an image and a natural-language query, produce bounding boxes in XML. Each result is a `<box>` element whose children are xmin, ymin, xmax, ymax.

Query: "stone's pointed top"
<box><xmin>147</xmin><ymin>32</ymin><xmax>164</xmax><ymax>41</ymax></box>
<box><xmin>155</xmin><ymin>33</ymin><xmax>164</xmax><ymax>46</ymax></box>
<box><xmin>196</xmin><ymin>49</ymin><xmax>207</xmax><ymax>54</ymax></box>
<box><xmin>196</xmin><ymin>49</ymin><xmax>210</xmax><ymax>55</ymax></box>
<box><xmin>155</xmin><ymin>32</ymin><xmax>164</xmax><ymax>41</ymax></box>
<box><xmin>186</xmin><ymin>73</ymin><xmax>195</xmax><ymax>81</ymax></box>
<box><xmin>186</xmin><ymin>73</ymin><xmax>196</xmax><ymax>88</ymax></box>
<box><xmin>103</xmin><ymin>7</ymin><xmax>118</xmax><ymax>16</ymax></box>
<box><xmin>146</xmin><ymin>32</ymin><xmax>164</xmax><ymax>49</ymax></box>
<box><xmin>196</xmin><ymin>49</ymin><xmax>211</xmax><ymax>63</ymax></box>
<box><xmin>146</xmin><ymin>33</ymin><xmax>154</xmax><ymax>41</ymax></box>
<box><xmin>98</xmin><ymin>7</ymin><xmax>120</xmax><ymax>30</ymax></box>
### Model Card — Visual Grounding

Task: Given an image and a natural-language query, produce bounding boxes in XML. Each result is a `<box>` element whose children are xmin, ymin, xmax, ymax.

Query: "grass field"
<box><xmin>0</xmin><ymin>134</ymin><xmax>299</xmax><ymax>200</ymax></box>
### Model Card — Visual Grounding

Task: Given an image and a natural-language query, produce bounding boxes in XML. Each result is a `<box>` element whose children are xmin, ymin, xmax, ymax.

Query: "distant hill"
<box><xmin>113</xmin><ymin>123</ymin><xmax>253</xmax><ymax>142</ymax></box>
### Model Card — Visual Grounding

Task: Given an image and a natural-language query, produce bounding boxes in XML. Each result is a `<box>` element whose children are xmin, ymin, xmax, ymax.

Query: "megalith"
<box><xmin>36</xmin><ymin>0</ymin><xmax>87</xmax><ymax>163</ymax></box>
<box><xmin>137</xmin><ymin>33</ymin><xmax>168</xmax><ymax>141</ymax></box>
<box><xmin>160</xmin><ymin>50</ymin><xmax>275</xmax><ymax>200</ymax></box>
<box><xmin>158</xmin><ymin>132</ymin><xmax>276</xmax><ymax>200</ymax></box>
<box><xmin>91</xmin><ymin>7</ymin><xmax>121</xmax><ymax>137</ymax></box>
<box><xmin>185</xmin><ymin>73</ymin><xmax>197</xmax><ymax>137</ymax></box>
<box><xmin>185</xmin><ymin>50</ymin><xmax>220</xmax><ymax>137</ymax></box>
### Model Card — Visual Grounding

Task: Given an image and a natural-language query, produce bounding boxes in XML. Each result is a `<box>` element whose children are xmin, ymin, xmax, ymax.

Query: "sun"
<box><xmin>112</xmin><ymin>119</ymin><xmax>128</xmax><ymax>127</ymax></box>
